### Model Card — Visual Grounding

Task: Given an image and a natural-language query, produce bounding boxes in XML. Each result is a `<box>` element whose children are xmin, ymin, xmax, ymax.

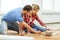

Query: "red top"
<box><xmin>23</xmin><ymin>13</ymin><xmax>45</xmax><ymax>27</ymax></box>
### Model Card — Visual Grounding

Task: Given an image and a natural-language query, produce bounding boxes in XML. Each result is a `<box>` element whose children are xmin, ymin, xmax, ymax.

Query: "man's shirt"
<box><xmin>2</xmin><ymin>7</ymin><xmax>24</xmax><ymax>22</ymax></box>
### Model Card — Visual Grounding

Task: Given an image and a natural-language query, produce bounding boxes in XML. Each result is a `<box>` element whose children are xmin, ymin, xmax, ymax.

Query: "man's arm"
<box><xmin>18</xmin><ymin>22</ymin><xmax>41</xmax><ymax>34</ymax></box>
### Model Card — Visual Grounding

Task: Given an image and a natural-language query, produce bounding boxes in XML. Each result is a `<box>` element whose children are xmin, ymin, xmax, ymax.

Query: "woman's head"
<box><xmin>32</xmin><ymin>4</ymin><xmax>40</xmax><ymax>14</ymax></box>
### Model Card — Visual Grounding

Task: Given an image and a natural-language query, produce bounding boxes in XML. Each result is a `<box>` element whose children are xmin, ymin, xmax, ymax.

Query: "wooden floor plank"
<box><xmin>0</xmin><ymin>30</ymin><xmax>60</xmax><ymax>40</ymax></box>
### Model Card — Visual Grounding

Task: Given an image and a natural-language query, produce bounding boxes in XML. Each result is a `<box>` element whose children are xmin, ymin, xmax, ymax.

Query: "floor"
<box><xmin>6</xmin><ymin>30</ymin><xmax>60</xmax><ymax>40</ymax></box>
<box><xmin>0</xmin><ymin>23</ymin><xmax>60</xmax><ymax>40</ymax></box>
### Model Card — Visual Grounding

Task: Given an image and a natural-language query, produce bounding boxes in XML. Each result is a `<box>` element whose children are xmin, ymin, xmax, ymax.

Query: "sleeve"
<box><xmin>16</xmin><ymin>13</ymin><xmax>24</xmax><ymax>22</ymax></box>
<box><xmin>35</xmin><ymin>15</ymin><xmax>45</xmax><ymax>26</ymax></box>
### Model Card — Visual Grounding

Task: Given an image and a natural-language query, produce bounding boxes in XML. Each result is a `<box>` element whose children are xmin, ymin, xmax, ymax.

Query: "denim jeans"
<box><xmin>32</xmin><ymin>24</ymin><xmax>47</xmax><ymax>32</ymax></box>
<box><xmin>21</xmin><ymin>24</ymin><xmax>47</xmax><ymax>32</ymax></box>
<box><xmin>0</xmin><ymin>20</ymin><xmax>7</xmax><ymax>34</ymax></box>
<box><xmin>7</xmin><ymin>22</ymin><xmax>19</xmax><ymax>32</ymax></box>
<box><xmin>0</xmin><ymin>20</ymin><xmax>47</xmax><ymax>34</ymax></box>
<box><xmin>0</xmin><ymin>20</ymin><xmax>19</xmax><ymax>34</ymax></box>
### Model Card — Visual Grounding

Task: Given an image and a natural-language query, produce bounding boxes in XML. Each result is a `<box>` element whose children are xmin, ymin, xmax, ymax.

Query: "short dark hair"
<box><xmin>23</xmin><ymin>5</ymin><xmax>32</xmax><ymax>11</ymax></box>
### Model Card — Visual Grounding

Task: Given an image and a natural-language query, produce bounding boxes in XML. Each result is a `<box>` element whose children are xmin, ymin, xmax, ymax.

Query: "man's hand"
<box><xmin>34</xmin><ymin>31</ymin><xmax>41</xmax><ymax>34</ymax></box>
<box><xmin>19</xmin><ymin>31</ymin><xmax>25</xmax><ymax>36</ymax></box>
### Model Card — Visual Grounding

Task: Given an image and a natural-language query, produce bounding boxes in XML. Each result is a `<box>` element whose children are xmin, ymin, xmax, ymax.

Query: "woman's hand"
<box><xmin>46</xmin><ymin>26</ymin><xmax>53</xmax><ymax>31</ymax></box>
<box><xmin>43</xmin><ymin>25</ymin><xmax>53</xmax><ymax>31</ymax></box>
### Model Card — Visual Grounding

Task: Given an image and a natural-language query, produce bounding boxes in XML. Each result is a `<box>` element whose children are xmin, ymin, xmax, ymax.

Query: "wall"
<box><xmin>0</xmin><ymin>0</ymin><xmax>60</xmax><ymax>24</ymax></box>
<box><xmin>1</xmin><ymin>0</ymin><xmax>22</xmax><ymax>14</ymax></box>
<box><xmin>40</xmin><ymin>14</ymin><xmax>60</xmax><ymax>23</ymax></box>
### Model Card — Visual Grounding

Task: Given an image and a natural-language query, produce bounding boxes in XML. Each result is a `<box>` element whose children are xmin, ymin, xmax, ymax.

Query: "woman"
<box><xmin>23</xmin><ymin>4</ymin><xmax>51</xmax><ymax>33</ymax></box>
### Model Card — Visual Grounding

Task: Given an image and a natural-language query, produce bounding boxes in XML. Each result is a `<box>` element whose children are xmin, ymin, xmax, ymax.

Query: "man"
<box><xmin>1</xmin><ymin>5</ymin><xmax>41</xmax><ymax>35</ymax></box>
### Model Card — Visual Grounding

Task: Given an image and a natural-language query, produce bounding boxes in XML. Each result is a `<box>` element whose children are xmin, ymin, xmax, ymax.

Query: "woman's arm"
<box><xmin>35</xmin><ymin>14</ymin><xmax>47</xmax><ymax>27</ymax></box>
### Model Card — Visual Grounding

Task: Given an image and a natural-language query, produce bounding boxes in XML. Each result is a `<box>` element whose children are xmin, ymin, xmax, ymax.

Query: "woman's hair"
<box><xmin>32</xmin><ymin>4</ymin><xmax>40</xmax><ymax>10</ymax></box>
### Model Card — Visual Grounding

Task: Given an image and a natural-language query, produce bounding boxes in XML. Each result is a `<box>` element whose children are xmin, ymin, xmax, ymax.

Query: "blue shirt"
<box><xmin>2</xmin><ymin>7</ymin><xmax>24</xmax><ymax>22</ymax></box>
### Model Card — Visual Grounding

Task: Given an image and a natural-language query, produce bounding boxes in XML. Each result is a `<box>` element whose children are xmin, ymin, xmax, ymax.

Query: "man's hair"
<box><xmin>32</xmin><ymin>4</ymin><xmax>40</xmax><ymax>10</ymax></box>
<box><xmin>23</xmin><ymin>5</ymin><xmax>32</xmax><ymax>11</ymax></box>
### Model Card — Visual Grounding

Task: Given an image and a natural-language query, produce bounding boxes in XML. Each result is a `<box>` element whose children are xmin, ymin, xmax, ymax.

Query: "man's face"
<box><xmin>24</xmin><ymin>10</ymin><xmax>32</xmax><ymax>15</ymax></box>
<box><xmin>24</xmin><ymin>10</ymin><xmax>28</xmax><ymax>14</ymax></box>
<box><xmin>23</xmin><ymin>10</ymin><xmax>32</xmax><ymax>18</ymax></box>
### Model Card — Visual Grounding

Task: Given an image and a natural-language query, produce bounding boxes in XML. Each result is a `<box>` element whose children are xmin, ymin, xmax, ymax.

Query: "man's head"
<box><xmin>22</xmin><ymin>5</ymin><xmax>32</xmax><ymax>14</ymax></box>
<box><xmin>32</xmin><ymin>4</ymin><xmax>40</xmax><ymax>14</ymax></box>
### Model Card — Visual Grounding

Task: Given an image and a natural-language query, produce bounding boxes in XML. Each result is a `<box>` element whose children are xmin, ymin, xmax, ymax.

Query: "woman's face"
<box><xmin>32</xmin><ymin>9</ymin><xmax>39</xmax><ymax>14</ymax></box>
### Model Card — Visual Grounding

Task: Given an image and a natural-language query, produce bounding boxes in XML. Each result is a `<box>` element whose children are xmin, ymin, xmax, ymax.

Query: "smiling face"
<box><xmin>32</xmin><ymin>4</ymin><xmax>40</xmax><ymax>15</ymax></box>
<box><xmin>32</xmin><ymin>8</ymin><xmax>39</xmax><ymax>15</ymax></box>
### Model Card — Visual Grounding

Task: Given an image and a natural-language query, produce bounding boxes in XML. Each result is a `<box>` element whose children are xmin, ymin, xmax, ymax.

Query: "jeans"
<box><xmin>0</xmin><ymin>20</ymin><xmax>47</xmax><ymax>34</ymax></box>
<box><xmin>0</xmin><ymin>20</ymin><xmax>19</xmax><ymax>34</ymax></box>
<box><xmin>20</xmin><ymin>24</ymin><xmax>47</xmax><ymax>32</ymax></box>
<box><xmin>7</xmin><ymin>22</ymin><xmax>19</xmax><ymax>32</ymax></box>
<box><xmin>0</xmin><ymin>20</ymin><xmax>7</xmax><ymax>34</ymax></box>
<box><xmin>32</xmin><ymin>24</ymin><xmax>47</xmax><ymax>32</ymax></box>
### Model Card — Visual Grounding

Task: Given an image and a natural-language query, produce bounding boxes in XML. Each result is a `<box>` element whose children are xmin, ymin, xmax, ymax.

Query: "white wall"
<box><xmin>1</xmin><ymin>0</ymin><xmax>22</xmax><ymax>14</ymax></box>
<box><xmin>41</xmin><ymin>14</ymin><xmax>60</xmax><ymax>23</ymax></box>
<box><xmin>0</xmin><ymin>0</ymin><xmax>60</xmax><ymax>24</ymax></box>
